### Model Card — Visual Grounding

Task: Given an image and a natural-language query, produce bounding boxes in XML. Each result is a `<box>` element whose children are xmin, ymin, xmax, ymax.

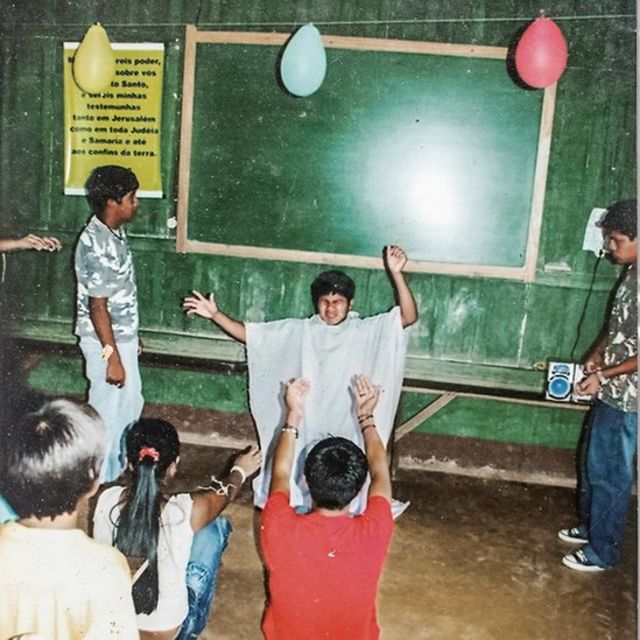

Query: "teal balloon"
<box><xmin>280</xmin><ymin>24</ymin><xmax>327</xmax><ymax>97</ymax></box>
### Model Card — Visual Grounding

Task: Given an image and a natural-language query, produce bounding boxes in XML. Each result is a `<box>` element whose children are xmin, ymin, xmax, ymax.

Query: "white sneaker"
<box><xmin>562</xmin><ymin>548</ymin><xmax>606</xmax><ymax>572</ymax></box>
<box><xmin>558</xmin><ymin>526</ymin><xmax>588</xmax><ymax>544</ymax></box>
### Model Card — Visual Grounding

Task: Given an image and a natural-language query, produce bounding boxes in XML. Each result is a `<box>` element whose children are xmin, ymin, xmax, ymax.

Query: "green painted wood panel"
<box><xmin>25</xmin><ymin>354</ymin><xmax>582</xmax><ymax>449</ymax></box>
<box><xmin>27</xmin><ymin>354</ymin><xmax>250</xmax><ymax>413</ymax></box>
<box><xmin>402</xmin><ymin>392</ymin><xmax>584</xmax><ymax>449</ymax></box>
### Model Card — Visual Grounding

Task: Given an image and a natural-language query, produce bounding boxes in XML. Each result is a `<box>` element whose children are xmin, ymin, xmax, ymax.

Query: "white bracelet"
<box><xmin>281</xmin><ymin>424</ymin><xmax>299</xmax><ymax>438</ymax></box>
<box><xmin>230</xmin><ymin>464</ymin><xmax>246</xmax><ymax>484</ymax></box>
<box><xmin>595</xmin><ymin>369</ymin><xmax>607</xmax><ymax>384</ymax></box>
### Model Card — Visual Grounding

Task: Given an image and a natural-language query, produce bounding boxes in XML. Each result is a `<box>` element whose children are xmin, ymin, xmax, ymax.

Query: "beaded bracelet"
<box><xmin>357</xmin><ymin>413</ymin><xmax>374</xmax><ymax>424</ymax></box>
<box><xmin>361</xmin><ymin>424</ymin><xmax>376</xmax><ymax>434</ymax></box>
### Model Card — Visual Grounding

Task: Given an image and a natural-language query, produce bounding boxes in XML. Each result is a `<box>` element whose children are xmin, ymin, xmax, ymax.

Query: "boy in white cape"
<box><xmin>183</xmin><ymin>245</ymin><xmax>418</xmax><ymax>514</ymax></box>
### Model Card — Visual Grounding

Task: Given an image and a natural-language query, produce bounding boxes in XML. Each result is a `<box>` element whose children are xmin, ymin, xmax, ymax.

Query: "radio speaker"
<box><xmin>546</xmin><ymin>362</ymin><xmax>591</xmax><ymax>403</ymax></box>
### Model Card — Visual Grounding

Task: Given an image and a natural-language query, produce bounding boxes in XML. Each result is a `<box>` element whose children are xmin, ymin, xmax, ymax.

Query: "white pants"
<box><xmin>80</xmin><ymin>336</ymin><xmax>144</xmax><ymax>482</ymax></box>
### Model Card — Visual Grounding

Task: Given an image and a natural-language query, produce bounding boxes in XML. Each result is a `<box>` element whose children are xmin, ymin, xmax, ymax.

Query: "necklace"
<box><xmin>97</xmin><ymin>215</ymin><xmax>124</xmax><ymax>241</ymax></box>
<box><xmin>107</xmin><ymin>225</ymin><xmax>124</xmax><ymax>241</ymax></box>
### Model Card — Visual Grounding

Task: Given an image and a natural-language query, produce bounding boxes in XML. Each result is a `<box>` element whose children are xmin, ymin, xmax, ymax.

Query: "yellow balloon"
<box><xmin>73</xmin><ymin>23</ymin><xmax>115</xmax><ymax>94</ymax></box>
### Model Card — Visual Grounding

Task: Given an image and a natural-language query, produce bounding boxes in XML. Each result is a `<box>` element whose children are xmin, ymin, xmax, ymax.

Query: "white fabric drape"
<box><xmin>246</xmin><ymin>307</ymin><xmax>408</xmax><ymax>513</ymax></box>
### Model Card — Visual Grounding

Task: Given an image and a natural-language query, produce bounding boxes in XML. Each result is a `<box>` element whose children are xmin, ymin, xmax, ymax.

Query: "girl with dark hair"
<box><xmin>92</xmin><ymin>418</ymin><xmax>261</xmax><ymax>640</ymax></box>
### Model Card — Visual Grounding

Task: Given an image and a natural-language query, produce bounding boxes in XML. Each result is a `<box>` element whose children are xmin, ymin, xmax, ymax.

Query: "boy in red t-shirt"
<box><xmin>260</xmin><ymin>375</ymin><xmax>394</xmax><ymax>640</ymax></box>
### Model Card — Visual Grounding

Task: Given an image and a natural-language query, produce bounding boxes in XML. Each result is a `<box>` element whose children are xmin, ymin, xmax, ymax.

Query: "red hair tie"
<box><xmin>138</xmin><ymin>446</ymin><xmax>160</xmax><ymax>463</ymax></box>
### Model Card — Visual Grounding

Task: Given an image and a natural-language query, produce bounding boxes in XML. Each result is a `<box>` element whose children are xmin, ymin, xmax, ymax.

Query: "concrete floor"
<box><xmin>169</xmin><ymin>443</ymin><xmax>637</xmax><ymax>640</ymax></box>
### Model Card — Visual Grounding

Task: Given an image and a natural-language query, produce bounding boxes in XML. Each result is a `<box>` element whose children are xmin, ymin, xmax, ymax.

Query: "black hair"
<box><xmin>304</xmin><ymin>437</ymin><xmax>368</xmax><ymax>510</ymax></box>
<box><xmin>598</xmin><ymin>199</ymin><xmax>637</xmax><ymax>240</ymax></box>
<box><xmin>0</xmin><ymin>399</ymin><xmax>105</xmax><ymax>519</ymax></box>
<box><xmin>85</xmin><ymin>165</ymin><xmax>139</xmax><ymax>217</ymax></box>
<box><xmin>310</xmin><ymin>270</ymin><xmax>356</xmax><ymax>309</ymax></box>
<box><xmin>113</xmin><ymin>418</ymin><xmax>180</xmax><ymax>614</ymax></box>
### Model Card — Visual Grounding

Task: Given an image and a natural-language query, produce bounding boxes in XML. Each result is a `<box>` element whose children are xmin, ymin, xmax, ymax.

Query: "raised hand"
<box><xmin>384</xmin><ymin>245</ymin><xmax>408</xmax><ymax>274</ymax></box>
<box><xmin>354</xmin><ymin>375</ymin><xmax>381</xmax><ymax>416</ymax></box>
<box><xmin>285</xmin><ymin>378</ymin><xmax>310</xmax><ymax>416</ymax></box>
<box><xmin>183</xmin><ymin>290</ymin><xmax>218</xmax><ymax>319</ymax></box>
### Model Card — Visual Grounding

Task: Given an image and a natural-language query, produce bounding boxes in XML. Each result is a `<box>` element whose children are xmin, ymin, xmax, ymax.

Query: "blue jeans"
<box><xmin>578</xmin><ymin>400</ymin><xmax>637</xmax><ymax>568</ymax></box>
<box><xmin>80</xmin><ymin>336</ymin><xmax>144</xmax><ymax>482</ymax></box>
<box><xmin>175</xmin><ymin>515</ymin><xmax>232</xmax><ymax>639</ymax></box>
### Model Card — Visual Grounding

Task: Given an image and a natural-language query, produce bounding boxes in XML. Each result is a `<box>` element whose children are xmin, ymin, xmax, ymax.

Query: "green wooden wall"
<box><xmin>0</xmin><ymin>1</ymin><xmax>635</xmax><ymax>451</ymax></box>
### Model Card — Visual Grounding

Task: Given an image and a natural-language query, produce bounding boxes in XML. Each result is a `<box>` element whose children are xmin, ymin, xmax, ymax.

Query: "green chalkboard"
<box><xmin>184</xmin><ymin>36</ymin><xmax>547</xmax><ymax>270</ymax></box>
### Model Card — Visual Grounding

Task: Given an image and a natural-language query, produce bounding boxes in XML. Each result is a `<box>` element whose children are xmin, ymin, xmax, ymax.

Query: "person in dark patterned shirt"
<box><xmin>559</xmin><ymin>199</ymin><xmax>637</xmax><ymax>571</ymax></box>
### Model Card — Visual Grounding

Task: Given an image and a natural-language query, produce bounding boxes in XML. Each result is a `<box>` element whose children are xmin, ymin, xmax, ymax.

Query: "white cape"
<box><xmin>246</xmin><ymin>307</ymin><xmax>408</xmax><ymax>513</ymax></box>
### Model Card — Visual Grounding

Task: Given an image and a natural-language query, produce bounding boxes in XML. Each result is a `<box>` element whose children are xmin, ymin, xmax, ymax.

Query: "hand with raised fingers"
<box><xmin>285</xmin><ymin>378</ymin><xmax>310</xmax><ymax>418</ymax></box>
<box><xmin>354</xmin><ymin>375</ymin><xmax>381</xmax><ymax>416</ymax></box>
<box><xmin>182</xmin><ymin>290</ymin><xmax>219</xmax><ymax>319</ymax></box>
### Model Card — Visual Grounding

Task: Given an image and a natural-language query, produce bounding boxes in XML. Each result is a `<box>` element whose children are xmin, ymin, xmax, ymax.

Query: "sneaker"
<box><xmin>391</xmin><ymin>499</ymin><xmax>410</xmax><ymax>520</ymax></box>
<box><xmin>558</xmin><ymin>526</ymin><xmax>588</xmax><ymax>544</ymax></box>
<box><xmin>562</xmin><ymin>548</ymin><xmax>605</xmax><ymax>572</ymax></box>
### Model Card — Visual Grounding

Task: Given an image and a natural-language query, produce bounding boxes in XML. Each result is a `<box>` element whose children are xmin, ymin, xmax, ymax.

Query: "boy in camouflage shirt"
<box><xmin>74</xmin><ymin>165</ymin><xmax>143</xmax><ymax>482</ymax></box>
<box><xmin>559</xmin><ymin>199</ymin><xmax>637</xmax><ymax>571</ymax></box>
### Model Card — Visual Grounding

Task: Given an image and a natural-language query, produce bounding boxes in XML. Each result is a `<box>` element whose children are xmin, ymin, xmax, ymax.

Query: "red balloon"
<box><xmin>515</xmin><ymin>17</ymin><xmax>568</xmax><ymax>88</ymax></box>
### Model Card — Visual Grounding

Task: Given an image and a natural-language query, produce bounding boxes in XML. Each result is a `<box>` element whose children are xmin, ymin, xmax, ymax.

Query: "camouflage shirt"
<box><xmin>74</xmin><ymin>215</ymin><xmax>139</xmax><ymax>341</ymax></box>
<box><xmin>598</xmin><ymin>267</ymin><xmax>637</xmax><ymax>413</ymax></box>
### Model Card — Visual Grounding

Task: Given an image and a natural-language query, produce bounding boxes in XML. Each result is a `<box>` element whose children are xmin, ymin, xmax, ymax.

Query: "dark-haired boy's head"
<box><xmin>0</xmin><ymin>399</ymin><xmax>105</xmax><ymax>519</ymax></box>
<box><xmin>85</xmin><ymin>165</ymin><xmax>139</xmax><ymax>218</ymax></box>
<box><xmin>310</xmin><ymin>270</ymin><xmax>355</xmax><ymax>306</ymax></box>
<box><xmin>598</xmin><ymin>199</ymin><xmax>638</xmax><ymax>265</ymax></box>
<box><xmin>310</xmin><ymin>271</ymin><xmax>355</xmax><ymax>325</ymax></box>
<box><xmin>304</xmin><ymin>437</ymin><xmax>368</xmax><ymax>510</ymax></box>
<box><xmin>598</xmin><ymin>199</ymin><xmax>637</xmax><ymax>240</ymax></box>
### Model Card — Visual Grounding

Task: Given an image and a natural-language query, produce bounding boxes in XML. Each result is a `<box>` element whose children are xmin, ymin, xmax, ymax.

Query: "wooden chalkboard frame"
<box><xmin>177</xmin><ymin>25</ymin><xmax>557</xmax><ymax>282</ymax></box>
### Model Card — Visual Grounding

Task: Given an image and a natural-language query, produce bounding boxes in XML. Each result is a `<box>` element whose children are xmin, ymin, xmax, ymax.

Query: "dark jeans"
<box><xmin>579</xmin><ymin>400</ymin><xmax>637</xmax><ymax>568</ymax></box>
<box><xmin>175</xmin><ymin>515</ymin><xmax>232</xmax><ymax>639</ymax></box>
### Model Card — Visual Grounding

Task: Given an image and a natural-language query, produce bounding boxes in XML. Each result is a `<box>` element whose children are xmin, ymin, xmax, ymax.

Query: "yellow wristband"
<box><xmin>101</xmin><ymin>345</ymin><xmax>114</xmax><ymax>361</ymax></box>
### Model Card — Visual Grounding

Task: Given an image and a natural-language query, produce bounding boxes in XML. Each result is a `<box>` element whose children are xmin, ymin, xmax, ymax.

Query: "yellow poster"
<box><xmin>63</xmin><ymin>42</ymin><xmax>164</xmax><ymax>197</ymax></box>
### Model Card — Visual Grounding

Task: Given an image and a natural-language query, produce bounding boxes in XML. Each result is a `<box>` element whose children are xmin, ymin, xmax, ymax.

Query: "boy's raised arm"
<box><xmin>384</xmin><ymin>245</ymin><xmax>418</xmax><ymax>328</ymax></box>
<box><xmin>269</xmin><ymin>378</ymin><xmax>310</xmax><ymax>496</ymax></box>
<box><xmin>183</xmin><ymin>290</ymin><xmax>247</xmax><ymax>343</ymax></box>
<box><xmin>354</xmin><ymin>376</ymin><xmax>392</xmax><ymax>502</ymax></box>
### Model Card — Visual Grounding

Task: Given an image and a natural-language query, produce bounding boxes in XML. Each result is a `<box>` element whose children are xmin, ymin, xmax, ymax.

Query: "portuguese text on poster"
<box><xmin>64</xmin><ymin>42</ymin><xmax>164</xmax><ymax>197</ymax></box>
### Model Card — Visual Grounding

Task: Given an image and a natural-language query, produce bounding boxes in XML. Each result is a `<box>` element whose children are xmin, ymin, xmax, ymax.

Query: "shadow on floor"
<box><xmin>168</xmin><ymin>443</ymin><xmax>637</xmax><ymax>640</ymax></box>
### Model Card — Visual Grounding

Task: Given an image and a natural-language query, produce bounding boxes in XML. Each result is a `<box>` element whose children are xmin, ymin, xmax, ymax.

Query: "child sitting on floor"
<box><xmin>92</xmin><ymin>417</ymin><xmax>262</xmax><ymax>640</ymax></box>
<box><xmin>0</xmin><ymin>398</ymin><xmax>138</xmax><ymax>639</ymax></box>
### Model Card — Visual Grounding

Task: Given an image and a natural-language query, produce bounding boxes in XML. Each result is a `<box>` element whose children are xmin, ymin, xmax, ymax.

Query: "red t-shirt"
<box><xmin>260</xmin><ymin>491</ymin><xmax>394</xmax><ymax>640</ymax></box>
